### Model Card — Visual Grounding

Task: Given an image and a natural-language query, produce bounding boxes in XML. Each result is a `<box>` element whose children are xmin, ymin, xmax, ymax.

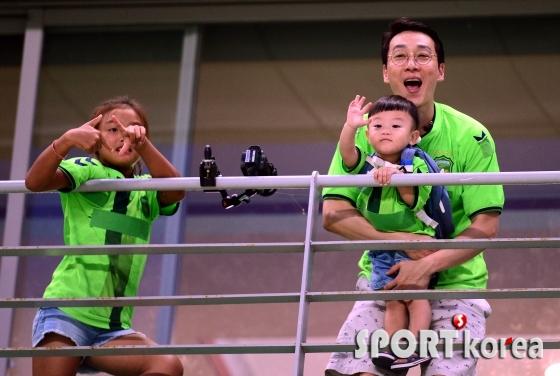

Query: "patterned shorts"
<box><xmin>325</xmin><ymin>276</ymin><xmax>491</xmax><ymax>376</ymax></box>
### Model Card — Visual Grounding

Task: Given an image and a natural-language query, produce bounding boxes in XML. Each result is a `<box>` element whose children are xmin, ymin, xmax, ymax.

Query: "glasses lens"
<box><xmin>415</xmin><ymin>52</ymin><xmax>432</xmax><ymax>65</ymax></box>
<box><xmin>391</xmin><ymin>53</ymin><xmax>408</xmax><ymax>65</ymax></box>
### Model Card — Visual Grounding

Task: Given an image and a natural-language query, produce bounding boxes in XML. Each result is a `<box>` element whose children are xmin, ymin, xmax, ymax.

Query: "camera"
<box><xmin>199</xmin><ymin>145</ymin><xmax>220</xmax><ymax>187</ymax></box>
<box><xmin>241</xmin><ymin>145</ymin><xmax>277</xmax><ymax>177</ymax></box>
<box><xmin>199</xmin><ymin>144</ymin><xmax>278</xmax><ymax>208</ymax></box>
<box><xmin>241</xmin><ymin>145</ymin><xmax>277</xmax><ymax>197</ymax></box>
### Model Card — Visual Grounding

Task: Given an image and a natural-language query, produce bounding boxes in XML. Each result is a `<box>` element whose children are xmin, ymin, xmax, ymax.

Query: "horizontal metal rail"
<box><xmin>2</xmin><ymin>170</ymin><xmax>560</xmax><ymax>193</ymax></box>
<box><xmin>311</xmin><ymin>238</ymin><xmax>560</xmax><ymax>251</ymax></box>
<box><xmin>4</xmin><ymin>288</ymin><xmax>560</xmax><ymax>309</ymax></box>
<box><xmin>305</xmin><ymin>340</ymin><xmax>560</xmax><ymax>352</ymax></box>
<box><xmin>0</xmin><ymin>293</ymin><xmax>301</xmax><ymax>309</ymax></box>
<box><xmin>0</xmin><ymin>344</ymin><xmax>298</xmax><ymax>358</ymax></box>
<box><xmin>3</xmin><ymin>340</ymin><xmax>560</xmax><ymax>358</ymax></box>
<box><xmin>2</xmin><ymin>238</ymin><xmax>560</xmax><ymax>257</ymax></box>
<box><xmin>0</xmin><ymin>243</ymin><xmax>305</xmax><ymax>257</ymax></box>
<box><xmin>305</xmin><ymin>343</ymin><xmax>390</xmax><ymax>354</ymax></box>
<box><xmin>306</xmin><ymin>288</ymin><xmax>560</xmax><ymax>301</ymax></box>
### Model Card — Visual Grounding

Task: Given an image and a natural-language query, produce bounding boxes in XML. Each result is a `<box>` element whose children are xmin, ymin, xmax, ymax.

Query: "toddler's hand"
<box><xmin>345</xmin><ymin>95</ymin><xmax>372</xmax><ymax>130</ymax></box>
<box><xmin>374</xmin><ymin>166</ymin><xmax>401</xmax><ymax>185</ymax></box>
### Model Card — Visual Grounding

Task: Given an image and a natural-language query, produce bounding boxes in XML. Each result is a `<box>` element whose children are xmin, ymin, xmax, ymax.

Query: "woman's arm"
<box><xmin>134</xmin><ymin>139</ymin><xmax>186</xmax><ymax>206</ymax></box>
<box><xmin>25</xmin><ymin>115</ymin><xmax>107</xmax><ymax>192</ymax></box>
<box><xmin>112</xmin><ymin>114</ymin><xmax>186</xmax><ymax>206</ymax></box>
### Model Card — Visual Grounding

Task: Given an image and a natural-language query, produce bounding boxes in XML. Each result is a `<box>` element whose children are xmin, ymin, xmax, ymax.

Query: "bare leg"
<box><xmin>406</xmin><ymin>299</ymin><xmax>431</xmax><ymax>339</ymax></box>
<box><xmin>85</xmin><ymin>333</ymin><xmax>183</xmax><ymax>376</ymax></box>
<box><xmin>33</xmin><ymin>333</ymin><xmax>81</xmax><ymax>376</ymax></box>
<box><xmin>384</xmin><ymin>300</ymin><xmax>409</xmax><ymax>338</ymax></box>
<box><xmin>392</xmin><ymin>299</ymin><xmax>431</xmax><ymax>365</ymax></box>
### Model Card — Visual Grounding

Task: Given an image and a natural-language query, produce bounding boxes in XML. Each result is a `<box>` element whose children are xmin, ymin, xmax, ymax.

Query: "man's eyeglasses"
<box><xmin>388</xmin><ymin>51</ymin><xmax>437</xmax><ymax>66</ymax></box>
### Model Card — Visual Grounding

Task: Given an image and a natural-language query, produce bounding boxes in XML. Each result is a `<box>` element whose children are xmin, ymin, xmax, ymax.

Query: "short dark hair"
<box><xmin>369</xmin><ymin>95</ymin><xmax>419</xmax><ymax>130</ymax></box>
<box><xmin>381</xmin><ymin>17</ymin><xmax>445</xmax><ymax>66</ymax></box>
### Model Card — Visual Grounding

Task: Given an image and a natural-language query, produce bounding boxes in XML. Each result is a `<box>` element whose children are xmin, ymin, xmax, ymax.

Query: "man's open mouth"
<box><xmin>404</xmin><ymin>78</ymin><xmax>422</xmax><ymax>89</ymax></box>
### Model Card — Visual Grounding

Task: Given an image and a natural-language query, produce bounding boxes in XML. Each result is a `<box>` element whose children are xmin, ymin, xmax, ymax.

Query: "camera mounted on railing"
<box><xmin>199</xmin><ymin>144</ymin><xmax>277</xmax><ymax>209</ymax></box>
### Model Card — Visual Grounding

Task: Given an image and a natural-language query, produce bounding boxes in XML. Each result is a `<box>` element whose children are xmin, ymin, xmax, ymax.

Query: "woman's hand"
<box><xmin>62</xmin><ymin>114</ymin><xmax>112</xmax><ymax>154</ymax></box>
<box><xmin>111</xmin><ymin>115</ymin><xmax>147</xmax><ymax>155</ymax></box>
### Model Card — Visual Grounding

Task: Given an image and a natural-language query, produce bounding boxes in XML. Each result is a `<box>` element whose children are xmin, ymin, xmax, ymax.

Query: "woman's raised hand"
<box><xmin>65</xmin><ymin>115</ymin><xmax>112</xmax><ymax>154</ymax></box>
<box><xmin>111</xmin><ymin>115</ymin><xmax>147</xmax><ymax>156</ymax></box>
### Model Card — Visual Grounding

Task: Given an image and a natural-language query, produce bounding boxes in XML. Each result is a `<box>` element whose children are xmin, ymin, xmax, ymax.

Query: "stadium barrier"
<box><xmin>1</xmin><ymin>171</ymin><xmax>560</xmax><ymax>375</ymax></box>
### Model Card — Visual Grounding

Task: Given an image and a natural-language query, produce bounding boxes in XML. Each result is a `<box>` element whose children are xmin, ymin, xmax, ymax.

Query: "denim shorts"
<box><xmin>368</xmin><ymin>250</ymin><xmax>410</xmax><ymax>290</ymax></box>
<box><xmin>32</xmin><ymin>307</ymin><xmax>139</xmax><ymax>374</ymax></box>
<box><xmin>368</xmin><ymin>250</ymin><xmax>438</xmax><ymax>290</ymax></box>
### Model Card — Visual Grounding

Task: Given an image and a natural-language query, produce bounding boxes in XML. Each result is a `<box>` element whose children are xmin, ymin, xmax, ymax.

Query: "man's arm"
<box><xmin>383</xmin><ymin>211</ymin><xmax>500</xmax><ymax>290</ymax></box>
<box><xmin>322</xmin><ymin>199</ymin><xmax>436</xmax><ymax>258</ymax></box>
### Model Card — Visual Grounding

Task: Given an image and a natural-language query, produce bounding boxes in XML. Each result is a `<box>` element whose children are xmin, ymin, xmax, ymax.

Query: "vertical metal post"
<box><xmin>156</xmin><ymin>25</ymin><xmax>200</xmax><ymax>345</ymax></box>
<box><xmin>293</xmin><ymin>171</ymin><xmax>321</xmax><ymax>376</ymax></box>
<box><xmin>0</xmin><ymin>10</ymin><xmax>43</xmax><ymax>376</ymax></box>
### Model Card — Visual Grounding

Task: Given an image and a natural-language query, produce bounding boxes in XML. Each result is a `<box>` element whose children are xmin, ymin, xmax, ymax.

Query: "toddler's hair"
<box><xmin>368</xmin><ymin>95</ymin><xmax>419</xmax><ymax>130</ymax></box>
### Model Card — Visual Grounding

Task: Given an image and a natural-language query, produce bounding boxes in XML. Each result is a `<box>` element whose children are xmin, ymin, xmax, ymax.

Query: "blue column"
<box><xmin>156</xmin><ymin>25</ymin><xmax>200</xmax><ymax>346</ymax></box>
<box><xmin>0</xmin><ymin>9</ymin><xmax>44</xmax><ymax>376</ymax></box>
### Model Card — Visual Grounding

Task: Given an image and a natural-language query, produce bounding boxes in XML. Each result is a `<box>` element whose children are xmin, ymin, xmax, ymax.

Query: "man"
<box><xmin>324</xmin><ymin>18</ymin><xmax>504</xmax><ymax>376</ymax></box>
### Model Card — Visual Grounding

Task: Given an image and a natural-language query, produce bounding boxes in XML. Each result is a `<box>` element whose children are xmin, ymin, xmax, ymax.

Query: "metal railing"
<box><xmin>1</xmin><ymin>171</ymin><xmax>560</xmax><ymax>376</ymax></box>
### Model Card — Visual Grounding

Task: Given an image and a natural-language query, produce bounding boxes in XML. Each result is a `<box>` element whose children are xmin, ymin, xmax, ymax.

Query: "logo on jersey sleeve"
<box><xmin>74</xmin><ymin>157</ymin><xmax>98</xmax><ymax>167</ymax></box>
<box><xmin>473</xmin><ymin>131</ymin><xmax>493</xmax><ymax>157</ymax></box>
<box><xmin>473</xmin><ymin>131</ymin><xmax>487</xmax><ymax>142</ymax></box>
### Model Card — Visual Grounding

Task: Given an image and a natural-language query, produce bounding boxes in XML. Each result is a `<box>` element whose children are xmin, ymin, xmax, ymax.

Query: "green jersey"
<box><xmin>43</xmin><ymin>157</ymin><xmax>179</xmax><ymax>329</ymax></box>
<box><xmin>349</xmin><ymin>149</ymin><xmax>435</xmax><ymax>236</ymax></box>
<box><xmin>323</xmin><ymin>102</ymin><xmax>505</xmax><ymax>290</ymax></box>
